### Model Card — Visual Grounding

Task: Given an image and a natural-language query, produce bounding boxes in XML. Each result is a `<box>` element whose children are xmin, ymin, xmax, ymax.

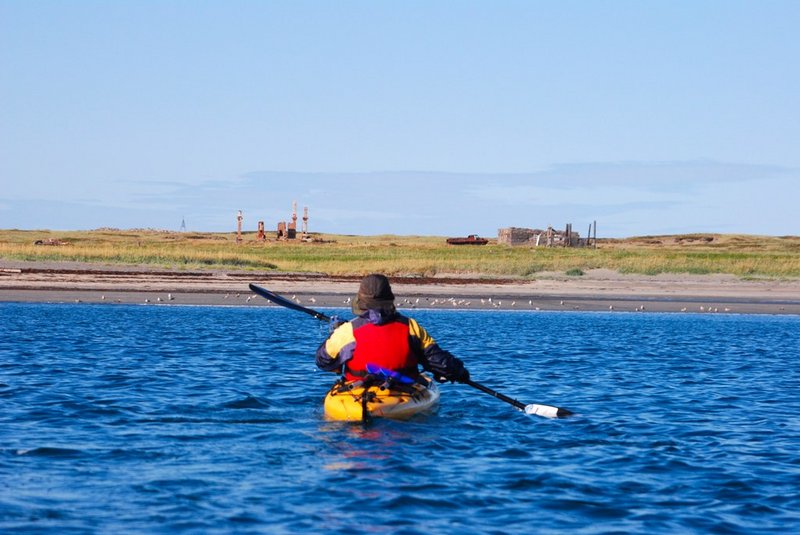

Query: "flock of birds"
<box><xmin>73</xmin><ymin>292</ymin><xmax>736</xmax><ymax>313</ymax></box>
<box><xmin>229</xmin><ymin>293</ymin><xmax>736</xmax><ymax>314</ymax></box>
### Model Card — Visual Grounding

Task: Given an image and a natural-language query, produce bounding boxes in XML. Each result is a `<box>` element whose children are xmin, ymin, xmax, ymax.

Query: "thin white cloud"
<box><xmin>465</xmin><ymin>184</ymin><xmax>686</xmax><ymax>207</ymax></box>
<box><xmin>3</xmin><ymin>160</ymin><xmax>796</xmax><ymax>236</ymax></box>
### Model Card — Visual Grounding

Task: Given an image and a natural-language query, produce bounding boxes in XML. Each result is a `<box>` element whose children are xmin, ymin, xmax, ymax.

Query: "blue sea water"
<box><xmin>1</xmin><ymin>302</ymin><xmax>799</xmax><ymax>534</ymax></box>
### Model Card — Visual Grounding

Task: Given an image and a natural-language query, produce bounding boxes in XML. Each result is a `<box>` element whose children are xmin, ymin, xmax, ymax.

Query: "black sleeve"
<box><xmin>411</xmin><ymin>338</ymin><xmax>468</xmax><ymax>381</ymax></box>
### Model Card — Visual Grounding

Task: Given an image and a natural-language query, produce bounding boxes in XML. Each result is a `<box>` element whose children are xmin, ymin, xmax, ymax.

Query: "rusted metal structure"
<box><xmin>446</xmin><ymin>234</ymin><xmax>489</xmax><ymax>245</ymax></box>
<box><xmin>287</xmin><ymin>201</ymin><xmax>297</xmax><ymax>239</ymax></box>
<box><xmin>276</xmin><ymin>201</ymin><xmax>312</xmax><ymax>241</ymax></box>
<box><xmin>256</xmin><ymin>221</ymin><xmax>266</xmax><ymax>242</ymax></box>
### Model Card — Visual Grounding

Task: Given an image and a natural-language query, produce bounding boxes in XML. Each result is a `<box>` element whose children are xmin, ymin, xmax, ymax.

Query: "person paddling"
<box><xmin>315</xmin><ymin>274</ymin><xmax>470</xmax><ymax>384</ymax></box>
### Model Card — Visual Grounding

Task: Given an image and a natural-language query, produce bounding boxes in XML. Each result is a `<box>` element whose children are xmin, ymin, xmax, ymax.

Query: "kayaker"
<box><xmin>315</xmin><ymin>273</ymin><xmax>470</xmax><ymax>384</ymax></box>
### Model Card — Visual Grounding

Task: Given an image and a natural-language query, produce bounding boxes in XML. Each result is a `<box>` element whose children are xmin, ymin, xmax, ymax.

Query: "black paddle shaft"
<box><xmin>463</xmin><ymin>379</ymin><xmax>526</xmax><ymax>411</ymax></box>
<box><xmin>249</xmin><ymin>284</ymin><xmax>331</xmax><ymax>321</ymax></box>
<box><xmin>463</xmin><ymin>379</ymin><xmax>574</xmax><ymax>417</ymax></box>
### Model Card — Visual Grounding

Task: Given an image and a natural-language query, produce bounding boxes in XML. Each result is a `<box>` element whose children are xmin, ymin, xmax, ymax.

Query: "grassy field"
<box><xmin>1</xmin><ymin>229</ymin><xmax>799</xmax><ymax>279</ymax></box>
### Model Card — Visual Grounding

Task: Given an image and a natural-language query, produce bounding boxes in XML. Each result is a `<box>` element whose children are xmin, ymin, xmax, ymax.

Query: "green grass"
<box><xmin>1</xmin><ymin>229</ymin><xmax>799</xmax><ymax>279</ymax></box>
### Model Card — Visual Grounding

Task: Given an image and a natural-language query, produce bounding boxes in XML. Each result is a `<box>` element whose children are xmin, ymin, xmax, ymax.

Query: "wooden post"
<box><xmin>236</xmin><ymin>210</ymin><xmax>243</xmax><ymax>243</ymax></box>
<box><xmin>593</xmin><ymin>220</ymin><xmax>597</xmax><ymax>249</ymax></box>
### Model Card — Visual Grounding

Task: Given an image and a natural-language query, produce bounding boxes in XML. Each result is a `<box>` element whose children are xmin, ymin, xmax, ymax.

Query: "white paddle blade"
<box><xmin>524</xmin><ymin>404</ymin><xmax>560</xmax><ymax>419</ymax></box>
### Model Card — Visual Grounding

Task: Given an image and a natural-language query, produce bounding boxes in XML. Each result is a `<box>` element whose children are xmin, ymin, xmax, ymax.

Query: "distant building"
<box><xmin>498</xmin><ymin>227</ymin><xmax>538</xmax><ymax>246</ymax></box>
<box><xmin>498</xmin><ymin>226</ymin><xmax>580</xmax><ymax>247</ymax></box>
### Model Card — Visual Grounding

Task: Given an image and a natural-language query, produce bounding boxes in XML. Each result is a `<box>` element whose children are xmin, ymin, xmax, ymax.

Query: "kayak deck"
<box><xmin>324</xmin><ymin>375</ymin><xmax>440</xmax><ymax>422</ymax></box>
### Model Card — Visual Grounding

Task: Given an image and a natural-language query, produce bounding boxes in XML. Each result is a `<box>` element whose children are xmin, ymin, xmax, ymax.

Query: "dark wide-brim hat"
<box><xmin>352</xmin><ymin>273</ymin><xmax>395</xmax><ymax>314</ymax></box>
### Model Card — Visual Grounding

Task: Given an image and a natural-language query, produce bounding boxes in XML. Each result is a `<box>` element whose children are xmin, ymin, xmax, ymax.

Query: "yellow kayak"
<box><xmin>323</xmin><ymin>375</ymin><xmax>440</xmax><ymax>422</ymax></box>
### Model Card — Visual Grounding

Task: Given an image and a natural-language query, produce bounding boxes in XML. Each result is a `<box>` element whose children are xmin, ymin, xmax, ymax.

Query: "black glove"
<box><xmin>426</xmin><ymin>352</ymin><xmax>469</xmax><ymax>383</ymax></box>
<box><xmin>450</xmin><ymin>366</ymin><xmax>470</xmax><ymax>383</ymax></box>
<box><xmin>434</xmin><ymin>366</ymin><xmax>470</xmax><ymax>384</ymax></box>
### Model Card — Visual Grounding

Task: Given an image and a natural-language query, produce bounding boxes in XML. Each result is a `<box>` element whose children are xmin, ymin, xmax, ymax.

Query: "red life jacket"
<box><xmin>345</xmin><ymin>321</ymin><xmax>418</xmax><ymax>381</ymax></box>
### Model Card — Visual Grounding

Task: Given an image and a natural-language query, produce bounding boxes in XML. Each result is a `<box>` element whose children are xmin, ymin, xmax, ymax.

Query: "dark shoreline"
<box><xmin>3</xmin><ymin>288</ymin><xmax>800</xmax><ymax>316</ymax></box>
<box><xmin>2</xmin><ymin>259</ymin><xmax>800</xmax><ymax>315</ymax></box>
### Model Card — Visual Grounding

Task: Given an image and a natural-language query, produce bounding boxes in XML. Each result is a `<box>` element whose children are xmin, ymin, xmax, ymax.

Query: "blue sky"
<box><xmin>1</xmin><ymin>1</ymin><xmax>798</xmax><ymax>238</ymax></box>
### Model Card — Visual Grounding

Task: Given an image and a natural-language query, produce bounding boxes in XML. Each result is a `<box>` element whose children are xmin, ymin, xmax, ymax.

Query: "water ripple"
<box><xmin>1</xmin><ymin>304</ymin><xmax>799</xmax><ymax>533</ymax></box>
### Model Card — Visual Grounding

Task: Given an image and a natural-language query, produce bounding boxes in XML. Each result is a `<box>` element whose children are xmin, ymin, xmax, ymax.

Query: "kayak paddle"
<box><xmin>249</xmin><ymin>283</ymin><xmax>330</xmax><ymax>321</ymax></box>
<box><xmin>248</xmin><ymin>283</ymin><xmax>573</xmax><ymax>419</ymax></box>
<box><xmin>463</xmin><ymin>378</ymin><xmax>572</xmax><ymax>418</ymax></box>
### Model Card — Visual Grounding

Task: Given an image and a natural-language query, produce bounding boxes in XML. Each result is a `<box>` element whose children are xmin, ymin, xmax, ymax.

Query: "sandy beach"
<box><xmin>2</xmin><ymin>259</ymin><xmax>800</xmax><ymax>315</ymax></box>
